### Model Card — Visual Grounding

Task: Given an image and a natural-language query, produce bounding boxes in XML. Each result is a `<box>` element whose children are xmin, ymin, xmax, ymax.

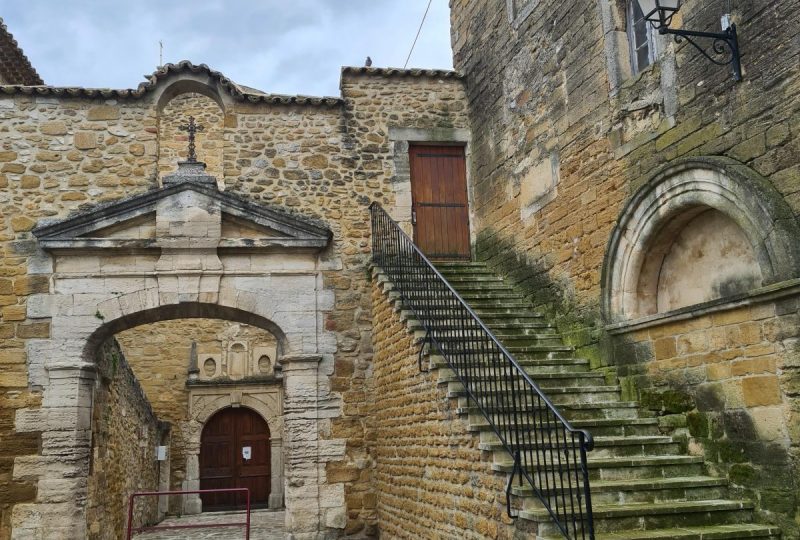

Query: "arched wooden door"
<box><xmin>200</xmin><ymin>407</ymin><xmax>270</xmax><ymax>510</ymax></box>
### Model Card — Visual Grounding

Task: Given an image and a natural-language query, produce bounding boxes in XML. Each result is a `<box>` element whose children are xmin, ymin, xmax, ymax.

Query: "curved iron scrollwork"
<box><xmin>673</xmin><ymin>33</ymin><xmax>734</xmax><ymax>66</ymax></box>
<box><xmin>661</xmin><ymin>24</ymin><xmax>742</xmax><ymax>81</ymax></box>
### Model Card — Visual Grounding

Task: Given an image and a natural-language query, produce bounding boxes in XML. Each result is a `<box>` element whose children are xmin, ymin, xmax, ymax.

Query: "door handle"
<box><xmin>412</xmin><ymin>210</ymin><xmax>417</xmax><ymax>225</ymax></box>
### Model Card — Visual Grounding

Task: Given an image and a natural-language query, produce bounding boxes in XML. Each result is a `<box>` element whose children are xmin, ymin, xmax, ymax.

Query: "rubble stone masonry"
<box><xmin>85</xmin><ymin>339</ymin><xmax>168</xmax><ymax>539</ymax></box>
<box><xmin>0</xmin><ymin>65</ymin><xmax>467</xmax><ymax>537</ymax></box>
<box><xmin>369</xmin><ymin>277</ymin><xmax>525</xmax><ymax>539</ymax></box>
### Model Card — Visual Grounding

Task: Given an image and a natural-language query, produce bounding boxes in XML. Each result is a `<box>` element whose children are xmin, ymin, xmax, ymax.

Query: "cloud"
<box><xmin>3</xmin><ymin>0</ymin><xmax>453</xmax><ymax>96</ymax></box>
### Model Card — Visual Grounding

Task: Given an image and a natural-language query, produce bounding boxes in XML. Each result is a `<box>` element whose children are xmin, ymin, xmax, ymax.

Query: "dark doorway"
<box><xmin>409</xmin><ymin>144</ymin><xmax>471</xmax><ymax>259</ymax></box>
<box><xmin>199</xmin><ymin>407</ymin><xmax>270</xmax><ymax>510</ymax></box>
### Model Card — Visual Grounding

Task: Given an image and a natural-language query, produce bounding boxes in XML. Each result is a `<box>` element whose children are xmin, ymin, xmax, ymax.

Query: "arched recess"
<box><xmin>602</xmin><ymin>156</ymin><xmax>800</xmax><ymax>322</ymax></box>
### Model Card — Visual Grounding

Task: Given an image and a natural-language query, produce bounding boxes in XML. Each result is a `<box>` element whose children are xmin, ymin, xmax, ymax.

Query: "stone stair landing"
<box><xmin>374</xmin><ymin>261</ymin><xmax>781</xmax><ymax>540</ymax></box>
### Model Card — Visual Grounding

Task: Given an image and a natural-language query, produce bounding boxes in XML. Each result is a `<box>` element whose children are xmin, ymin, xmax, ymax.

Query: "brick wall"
<box><xmin>85</xmin><ymin>338</ymin><xmax>168</xmax><ymax>539</ymax></box>
<box><xmin>369</xmin><ymin>277</ymin><xmax>528</xmax><ymax>539</ymax></box>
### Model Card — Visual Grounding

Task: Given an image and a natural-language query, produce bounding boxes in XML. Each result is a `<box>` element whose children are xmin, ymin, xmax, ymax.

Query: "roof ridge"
<box><xmin>0</xmin><ymin>60</ymin><xmax>342</xmax><ymax>106</ymax></box>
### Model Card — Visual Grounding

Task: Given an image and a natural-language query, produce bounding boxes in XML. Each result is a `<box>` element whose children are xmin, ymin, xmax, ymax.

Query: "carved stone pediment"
<box><xmin>33</xmin><ymin>168</ymin><xmax>332</xmax><ymax>253</ymax></box>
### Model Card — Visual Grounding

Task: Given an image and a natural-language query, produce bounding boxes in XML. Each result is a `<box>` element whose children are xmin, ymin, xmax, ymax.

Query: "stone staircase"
<box><xmin>376</xmin><ymin>260</ymin><xmax>781</xmax><ymax>540</ymax></box>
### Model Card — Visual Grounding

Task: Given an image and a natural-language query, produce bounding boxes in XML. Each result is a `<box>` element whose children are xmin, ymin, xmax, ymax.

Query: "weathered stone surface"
<box><xmin>73</xmin><ymin>132</ymin><xmax>97</xmax><ymax>150</ymax></box>
<box><xmin>86</xmin><ymin>105</ymin><xmax>120</xmax><ymax>121</ymax></box>
<box><xmin>85</xmin><ymin>339</ymin><xmax>168</xmax><ymax>539</ymax></box>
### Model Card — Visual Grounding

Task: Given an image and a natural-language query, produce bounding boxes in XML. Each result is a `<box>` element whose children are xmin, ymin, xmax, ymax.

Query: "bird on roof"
<box><xmin>365</xmin><ymin>56</ymin><xmax>373</xmax><ymax>67</ymax></box>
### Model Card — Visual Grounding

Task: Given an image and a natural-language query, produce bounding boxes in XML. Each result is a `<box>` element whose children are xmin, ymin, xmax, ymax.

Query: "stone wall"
<box><xmin>369</xmin><ymin>277</ymin><xmax>524</xmax><ymax>539</ymax></box>
<box><xmin>115</xmin><ymin>318</ymin><xmax>278</xmax><ymax>512</ymax></box>
<box><xmin>86</xmin><ymin>338</ymin><xmax>169</xmax><ymax>539</ymax></box>
<box><xmin>158</xmin><ymin>92</ymin><xmax>225</xmax><ymax>182</ymax></box>
<box><xmin>450</xmin><ymin>0</ymin><xmax>800</xmax><ymax>532</ymax></box>
<box><xmin>616</xmin><ymin>299</ymin><xmax>800</xmax><ymax>535</ymax></box>
<box><xmin>0</xmin><ymin>65</ymin><xmax>467</xmax><ymax>537</ymax></box>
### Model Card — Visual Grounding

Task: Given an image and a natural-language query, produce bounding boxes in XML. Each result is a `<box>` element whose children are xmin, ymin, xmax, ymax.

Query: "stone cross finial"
<box><xmin>178</xmin><ymin>115</ymin><xmax>204</xmax><ymax>163</ymax></box>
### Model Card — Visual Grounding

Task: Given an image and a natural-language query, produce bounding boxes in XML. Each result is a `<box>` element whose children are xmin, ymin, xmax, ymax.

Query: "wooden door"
<box><xmin>409</xmin><ymin>145</ymin><xmax>471</xmax><ymax>259</ymax></box>
<box><xmin>200</xmin><ymin>407</ymin><xmax>270</xmax><ymax>510</ymax></box>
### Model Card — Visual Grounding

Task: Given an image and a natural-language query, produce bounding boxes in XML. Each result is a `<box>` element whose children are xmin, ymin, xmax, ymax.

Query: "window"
<box><xmin>627</xmin><ymin>0</ymin><xmax>659</xmax><ymax>73</ymax></box>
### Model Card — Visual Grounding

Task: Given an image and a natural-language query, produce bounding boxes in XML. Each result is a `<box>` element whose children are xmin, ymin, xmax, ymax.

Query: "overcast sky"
<box><xmin>3</xmin><ymin>0</ymin><xmax>454</xmax><ymax>97</ymax></box>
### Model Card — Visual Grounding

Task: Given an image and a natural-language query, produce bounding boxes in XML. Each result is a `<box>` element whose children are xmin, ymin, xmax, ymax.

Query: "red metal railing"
<box><xmin>125</xmin><ymin>488</ymin><xmax>251</xmax><ymax>539</ymax></box>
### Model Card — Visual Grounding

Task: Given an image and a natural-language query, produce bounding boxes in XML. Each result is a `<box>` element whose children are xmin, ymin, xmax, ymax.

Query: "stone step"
<box><xmin>429</xmin><ymin>345</ymin><xmax>576</xmax><ymax>361</ymax></box>
<box><xmin>586</xmin><ymin>524</ymin><xmax>782</xmax><ymax>540</ymax></box>
<box><xmin>438</xmin><ymin>369</ymin><xmax>606</xmax><ymax>387</ymax></box>
<box><xmin>398</xmin><ymin>281</ymin><xmax>511</xmax><ymax>292</ymax></box>
<box><xmin>512</xmin><ymin>476</ymin><xmax>728</xmax><ymax>506</ymax></box>
<box><xmin>480</xmin><ymin>436</ymin><xmax>679</xmax><ymax>460</ymax></box>
<box><xmin>444</xmin><ymin>275</ymin><xmax>505</xmax><ymax>283</ymax></box>
<box><xmin>411</xmin><ymin>328</ymin><xmax>562</xmax><ymax>346</ymax></box>
<box><xmin>459</xmin><ymin>401</ymin><xmax>646</xmax><ymax>421</ymax></box>
<box><xmin>493</xmin><ymin>455</ymin><xmax>707</xmax><ymax>482</ymax></box>
<box><xmin>433</xmin><ymin>355</ymin><xmax>590</xmax><ymax>373</ymax></box>
<box><xmin>469</xmin><ymin>417</ymin><xmax>660</xmax><ymax>438</ymax></box>
<box><xmin>484</xmin><ymin>320</ymin><xmax>554</xmax><ymax>330</ymax></box>
<box><xmin>526</xmin><ymin>499</ymin><xmax>756</xmax><ymax>537</ymax></box>
<box><xmin>487</xmin><ymin>334</ymin><xmax>564</xmax><ymax>346</ymax></box>
<box><xmin>449</xmin><ymin>384</ymin><xmax>621</xmax><ymax>405</ymax></box>
<box><xmin>474</xmin><ymin>310</ymin><xmax>546</xmax><ymax>319</ymax></box>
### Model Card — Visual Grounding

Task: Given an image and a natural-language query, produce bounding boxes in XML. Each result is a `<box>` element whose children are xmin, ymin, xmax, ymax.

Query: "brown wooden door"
<box><xmin>200</xmin><ymin>407</ymin><xmax>270</xmax><ymax>510</ymax></box>
<box><xmin>410</xmin><ymin>145</ymin><xmax>471</xmax><ymax>259</ymax></box>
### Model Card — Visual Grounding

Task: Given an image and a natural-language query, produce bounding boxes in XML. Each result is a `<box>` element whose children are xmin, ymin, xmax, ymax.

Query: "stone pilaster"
<box><xmin>280</xmin><ymin>354</ymin><xmax>344</xmax><ymax>540</ymax></box>
<box><xmin>11</xmin><ymin>362</ymin><xmax>96</xmax><ymax>539</ymax></box>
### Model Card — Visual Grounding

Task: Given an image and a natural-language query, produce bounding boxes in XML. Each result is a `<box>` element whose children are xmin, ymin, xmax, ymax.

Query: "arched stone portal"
<box><xmin>11</xmin><ymin>159</ymin><xmax>343</xmax><ymax>539</ymax></box>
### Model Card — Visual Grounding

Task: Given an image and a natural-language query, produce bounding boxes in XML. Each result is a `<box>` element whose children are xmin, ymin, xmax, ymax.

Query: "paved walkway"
<box><xmin>132</xmin><ymin>509</ymin><xmax>285</xmax><ymax>539</ymax></box>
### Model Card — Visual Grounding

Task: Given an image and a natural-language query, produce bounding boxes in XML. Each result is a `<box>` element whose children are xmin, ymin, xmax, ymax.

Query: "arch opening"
<box><xmin>83</xmin><ymin>302</ymin><xmax>289</xmax><ymax>362</ymax></box>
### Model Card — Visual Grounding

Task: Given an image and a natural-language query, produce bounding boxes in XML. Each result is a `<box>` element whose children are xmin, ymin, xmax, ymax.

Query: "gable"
<box><xmin>81</xmin><ymin>213</ymin><xmax>157</xmax><ymax>240</ymax></box>
<box><xmin>221</xmin><ymin>214</ymin><xmax>282</xmax><ymax>239</ymax></box>
<box><xmin>33</xmin><ymin>181</ymin><xmax>331</xmax><ymax>252</ymax></box>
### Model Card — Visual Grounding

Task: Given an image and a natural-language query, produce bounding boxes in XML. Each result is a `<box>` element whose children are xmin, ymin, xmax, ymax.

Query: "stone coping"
<box><xmin>606</xmin><ymin>278</ymin><xmax>800</xmax><ymax>335</ymax></box>
<box><xmin>186</xmin><ymin>375</ymin><xmax>283</xmax><ymax>387</ymax></box>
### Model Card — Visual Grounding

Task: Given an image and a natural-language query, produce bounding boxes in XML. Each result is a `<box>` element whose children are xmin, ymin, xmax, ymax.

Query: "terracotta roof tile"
<box><xmin>0</xmin><ymin>60</ymin><xmax>342</xmax><ymax>106</ymax></box>
<box><xmin>0</xmin><ymin>17</ymin><xmax>43</xmax><ymax>85</ymax></box>
<box><xmin>341</xmin><ymin>66</ymin><xmax>463</xmax><ymax>79</ymax></box>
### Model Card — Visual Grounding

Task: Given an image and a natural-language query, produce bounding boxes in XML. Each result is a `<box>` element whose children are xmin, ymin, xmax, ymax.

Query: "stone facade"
<box><xmin>450</xmin><ymin>0</ymin><xmax>800</xmax><ymax>533</ymax></box>
<box><xmin>0</xmin><ymin>60</ymin><xmax>467</xmax><ymax>539</ymax></box>
<box><xmin>85</xmin><ymin>339</ymin><xmax>169</xmax><ymax>540</ymax></box>
<box><xmin>369</xmin><ymin>278</ymin><xmax>524</xmax><ymax>539</ymax></box>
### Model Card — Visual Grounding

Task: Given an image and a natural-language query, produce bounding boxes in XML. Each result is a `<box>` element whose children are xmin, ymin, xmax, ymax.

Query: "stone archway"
<box><xmin>10</xmin><ymin>161</ymin><xmax>344</xmax><ymax>539</ymax></box>
<box><xmin>601</xmin><ymin>156</ymin><xmax>800</xmax><ymax>322</ymax></box>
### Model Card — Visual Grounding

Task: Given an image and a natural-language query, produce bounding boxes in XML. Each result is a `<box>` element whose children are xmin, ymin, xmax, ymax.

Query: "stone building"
<box><xmin>0</xmin><ymin>1</ymin><xmax>798</xmax><ymax>539</ymax></box>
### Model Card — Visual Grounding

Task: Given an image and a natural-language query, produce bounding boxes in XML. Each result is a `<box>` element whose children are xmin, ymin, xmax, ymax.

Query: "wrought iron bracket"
<box><xmin>505</xmin><ymin>450</ymin><xmax>522</xmax><ymax>519</ymax></box>
<box><xmin>660</xmin><ymin>24</ymin><xmax>742</xmax><ymax>81</ymax></box>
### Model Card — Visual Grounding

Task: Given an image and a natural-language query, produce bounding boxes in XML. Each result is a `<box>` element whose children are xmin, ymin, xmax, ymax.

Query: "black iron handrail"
<box><xmin>371</xmin><ymin>203</ymin><xmax>594</xmax><ymax>539</ymax></box>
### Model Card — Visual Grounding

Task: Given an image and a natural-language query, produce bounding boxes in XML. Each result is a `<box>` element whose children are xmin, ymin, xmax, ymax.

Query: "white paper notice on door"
<box><xmin>242</xmin><ymin>446</ymin><xmax>252</xmax><ymax>460</ymax></box>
